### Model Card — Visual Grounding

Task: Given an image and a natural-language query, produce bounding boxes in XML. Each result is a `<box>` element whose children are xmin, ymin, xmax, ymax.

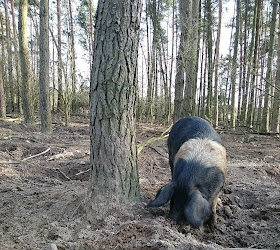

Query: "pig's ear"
<box><xmin>147</xmin><ymin>182</ymin><xmax>175</xmax><ymax>207</ymax></box>
<box><xmin>184</xmin><ymin>191</ymin><xmax>211</xmax><ymax>228</ymax></box>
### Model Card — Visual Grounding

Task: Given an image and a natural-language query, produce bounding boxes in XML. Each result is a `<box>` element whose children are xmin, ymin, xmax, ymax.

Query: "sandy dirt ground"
<box><xmin>0</xmin><ymin>115</ymin><xmax>280</xmax><ymax>250</ymax></box>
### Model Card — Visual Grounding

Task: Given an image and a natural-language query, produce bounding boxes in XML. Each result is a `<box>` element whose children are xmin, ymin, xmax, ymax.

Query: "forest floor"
<box><xmin>0</xmin><ymin>115</ymin><xmax>280</xmax><ymax>250</ymax></box>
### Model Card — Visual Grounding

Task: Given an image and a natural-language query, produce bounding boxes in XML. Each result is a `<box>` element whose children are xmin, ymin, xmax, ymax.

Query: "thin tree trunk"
<box><xmin>158</xmin><ymin>40</ymin><xmax>169</xmax><ymax>122</ymax></box>
<box><xmin>19</xmin><ymin>0</ymin><xmax>34</xmax><ymax>124</ymax></box>
<box><xmin>39</xmin><ymin>0</ymin><xmax>52</xmax><ymax>132</ymax></box>
<box><xmin>145</xmin><ymin>0</ymin><xmax>154</xmax><ymax>122</ymax></box>
<box><xmin>0</xmin><ymin>68</ymin><xmax>5</xmax><ymax>118</ymax></box>
<box><xmin>174</xmin><ymin>0</ymin><xmax>193</xmax><ymax>121</ymax></box>
<box><xmin>57</xmin><ymin>0</ymin><xmax>63</xmax><ymax>112</ymax></box>
<box><xmin>271</xmin><ymin>2</ymin><xmax>280</xmax><ymax>132</ymax></box>
<box><xmin>4</xmin><ymin>0</ymin><xmax>16</xmax><ymax>112</ymax></box>
<box><xmin>52</xmin><ymin>44</ymin><xmax>55</xmax><ymax>111</ymax></box>
<box><xmin>213</xmin><ymin>0</ymin><xmax>222</xmax><ymax>127</ymax></box>
<box><xmin>182</xmin><ymin>0</ymin><xmax>200</xmax><ymax>117</ymax></box>
<box><xmin>205</xmin><ymin>0</ymin><xmax>213</xmax><ymax>121</ymax></box>
<box><xmin>230</xmin><ymin>0</ymin><xmax>241</xmax><ymax>130</ymax></box>
<box><xmin>237</xmin><ymin>0</ymin><xmax>243</xmax><ymax>125</ymax></box>
<box><xmin>89</xmin><ymin>0</ymin><xmax>94</xmax><ymax>71</ymax></box>
<box><xmin>10</xmin><ymin>0</ymin><xmax>21</xmax><ymax>113</ymax></box>
<box><xmin>68</xmin><ymin>0</ymin><xmax>77</xmax><ymax>113</ymax></box>
<box><xmin>0</xmin><ymin>11</ymin><xmax>6</xmax><ymax>118</ymax></box>
<box><xmin>201</xmin><ymin>42</ymin><xmax>208</xmax><ymax>117</ymax></box>
<box><xmin>168</xmin><ymin>0</ymin><xmax>175</xmax><ymax>123</ymax></box>
<box><xmin>240</xmin><ymin>0</ymin><xmax>249</xmax><ymax>125</ymax></box>
<box><xmin>247</xmin><ymin>0</ymin><xmax>262</xmax><ymax>128</ymax></box>
<box><xmin>261</xmin><ymin>0</ymin><xmax>277</xmax><ymax>132</ymax></box>
<box><xmin>173</xmin><ymin>46</ymin><xmax>184</xmax><ymax>122</ymax></box>
<box><xmin>0</xmin><ymin>59</ymin><xmax>5</xmax><ymax>119</ymax></box>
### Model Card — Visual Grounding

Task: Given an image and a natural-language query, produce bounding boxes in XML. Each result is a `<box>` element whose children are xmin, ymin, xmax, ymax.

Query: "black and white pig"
<box><xmin>147</xmin><ymin>116</ymin><xmax>227</xmax><ymax>229</ymax></box>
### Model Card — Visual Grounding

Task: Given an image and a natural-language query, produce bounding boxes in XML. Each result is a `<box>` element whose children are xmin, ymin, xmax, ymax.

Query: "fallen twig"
<box><xmin>148</xmin><ymin>146</ymin><xmax>167</xmax><ymax>157</ymax></box>
<box><xmin>54</xmin><ymin>168</ymin><xmax>71</xmax><ymax>180</ymax></box>
<box><xmin>75</xmin><ymin>168</ymin><xmax>91</xmax><ymax>176</ymax></box>
<box><xmin>0</xmin><ymin>160</ymin><xmax>21</xmax><ymax>164</ymax></box>
<box><xmin>22</xmin><ymin>148</ymin><xmax>51</xmax><ymax>161</ymax></box>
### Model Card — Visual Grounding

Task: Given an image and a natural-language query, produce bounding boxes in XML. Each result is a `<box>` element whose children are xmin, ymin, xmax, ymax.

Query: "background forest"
<box><xmin>0</xmin><ymin>0</ymin><xmax>279</xmax><ymax>133</ymax></box>
<box><xmin>1</xmin><ymin>1</ymin><xmax>280</xmax><ymax>249</ymax></box>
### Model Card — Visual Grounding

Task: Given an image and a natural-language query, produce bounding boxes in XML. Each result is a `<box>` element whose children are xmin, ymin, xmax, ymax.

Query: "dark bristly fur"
<box><xmin>147</xmin><ymin>116</ymin><xmax>227</xmax><ymax>229</ymax></box>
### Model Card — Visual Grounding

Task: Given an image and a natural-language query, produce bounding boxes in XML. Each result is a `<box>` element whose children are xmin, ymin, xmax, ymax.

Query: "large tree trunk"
<box><xmin>89</xmin><ymin>0</ymin><xmax>141</xmax><ymax>215</ymax></box>
<box><xmin>39</xmin><ymin>0</ymin><xmax>52</xmax><ymax>132</ymax></box>
<box><xmin>19</xmin><ymin>0</ymin><xmax>34</xmax><ymax>124</ymax></box>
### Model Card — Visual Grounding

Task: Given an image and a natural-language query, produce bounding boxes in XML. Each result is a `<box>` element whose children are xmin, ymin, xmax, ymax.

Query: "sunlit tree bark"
<box><xmin>19</xmin><ymin>0</ymin><xmax>34</xmax><ymax>124</ymax></box>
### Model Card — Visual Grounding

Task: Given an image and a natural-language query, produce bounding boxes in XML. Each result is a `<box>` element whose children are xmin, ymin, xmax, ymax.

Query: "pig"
<box><xmin>147</xmin><ymin>116</ymin><xmax>227</xmax><ymax>229</ymax></box>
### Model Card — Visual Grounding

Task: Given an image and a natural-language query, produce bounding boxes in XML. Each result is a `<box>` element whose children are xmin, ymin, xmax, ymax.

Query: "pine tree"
<box><xmin>89</xmin><ymin>0</ymin><xmax>141</xmax><ymax>215</ymax></box>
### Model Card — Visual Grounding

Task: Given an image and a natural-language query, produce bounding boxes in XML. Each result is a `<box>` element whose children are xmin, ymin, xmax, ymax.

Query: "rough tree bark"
<box><xmin>19</xmin><ymin>0</ymin><xmax>34</xmax><ymax>124</ymax></box>
<box><xmin>39</xmin><ymin>0</ymin><xmax>52</xmax><ymax>132</ymax></box>
<box><xmin>89</xmin><ymin>0</ymin><xmax>141</xmax><ymax>216</ymax></box>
